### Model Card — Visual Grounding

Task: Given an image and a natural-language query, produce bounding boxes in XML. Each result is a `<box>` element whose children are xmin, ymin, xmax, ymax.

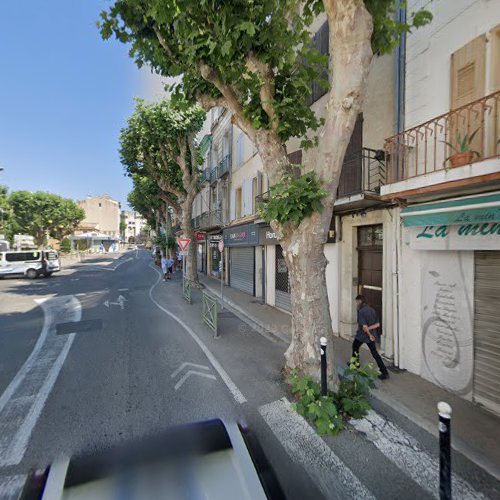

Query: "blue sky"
<box><xmin>0</xmin><ymin>1</ymin><xmax>158</xmax><ymax>208</ymax></box>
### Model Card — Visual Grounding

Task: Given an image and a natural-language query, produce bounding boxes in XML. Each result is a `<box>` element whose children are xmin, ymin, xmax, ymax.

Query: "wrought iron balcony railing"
<box><xmin>385</xmin><ymin>90</ymin><xmax>500</xmax><ymax>183</ymax></box>
<box><xmin>210</xmin><ymin>155</ymin><xmax>231</xmax><ymax>184</ymax></box>
<box><xmin>337</xmin><ymin>147</ymin><xmax>386</xmax><ymax>198</ymax></box>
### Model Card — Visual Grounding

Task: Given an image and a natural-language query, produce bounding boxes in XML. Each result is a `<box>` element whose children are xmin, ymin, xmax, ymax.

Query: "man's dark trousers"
<box><xmin>352</xmin><ymin>339</ymin><xmax>388</xmax><ymax>376</ymax></box>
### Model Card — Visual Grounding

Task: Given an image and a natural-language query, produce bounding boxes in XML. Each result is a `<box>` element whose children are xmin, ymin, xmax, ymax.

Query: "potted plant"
<box><xmin>444</xmin><ymin>128</ymin><xmax>480</xmax><ymax>167</ymax></box>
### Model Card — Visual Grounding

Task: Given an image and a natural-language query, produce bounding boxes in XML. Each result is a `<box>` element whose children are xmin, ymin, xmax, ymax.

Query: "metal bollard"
<box><xmin>320</xmin><ymin>337</ymin><xmax>327</xmax><ymax>397</ymax></box>
<box><xmin>438</xmin><ymin>401</ymin><xmax>452</xmax><ymax>500</ymax></box>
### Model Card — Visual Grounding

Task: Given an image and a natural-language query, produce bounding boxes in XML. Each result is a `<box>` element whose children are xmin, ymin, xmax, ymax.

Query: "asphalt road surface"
<box><xmin>0</xmin><ymin>250</ymin><xmax>498</xmax><ymax>499</ymax></box>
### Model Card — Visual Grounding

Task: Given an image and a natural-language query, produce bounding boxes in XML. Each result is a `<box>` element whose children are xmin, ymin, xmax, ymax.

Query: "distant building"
<box><xmin>121</xmin><ymin>210</ymin><xmax>148</xmax><ymax>243</ymax></box>
<box><xmin>76</xmin><ymin>195</ymin><xmax>120</xmax><ymax>238</ymax></box>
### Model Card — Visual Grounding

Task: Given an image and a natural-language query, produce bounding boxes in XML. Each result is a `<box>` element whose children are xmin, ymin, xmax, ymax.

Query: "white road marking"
<box><xmin>260</xmin><ymin>398</ymin><xmax>375</xmax><ymax>500</ymax></box>
<box><xmin>0</xmin><ymin>475</ymin><xmax>26</xmax><ymax>500</ymax></box>
<box><xmin>173</xmin><ymin>370</ymin><xmax>217</xmax><ymax>391</ymax></box>
<box><xmin>350</xmin><ymin>410</ymin><xmax>486</xmax><ymax>500</ymax></box>
<box><xmin>118</xmin><ymin>288</ymin><xmax>128</xmax><ymax>291</ymax></box>
<box><xmin>171</xmin><ymin>362</ymin><xmax>210</xmax><ymax>379</ymax></box>
<box><xmin>148</xmin><ymin>264</ymin><xmax>247</xmax><ymax>404</ymax></box>
<box><xmin>0</xmin><ymin>295</ymin><xmax>81</xmax><ymax>466</ymax></box>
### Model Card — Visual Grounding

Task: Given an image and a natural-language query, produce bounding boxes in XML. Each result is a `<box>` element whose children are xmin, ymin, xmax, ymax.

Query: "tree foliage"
<box><xmin>119</xmin><ymin>98</ymin><xmax>205</xmax><ymax>211</ymax></box>
<box><xmin>6</xmin><ymin>190</ymin><xmax>85</xmax><ymax>245</ymax></box>
<box><xmin>100</xmin><ymin>0</ymin><xmax>430</xmax><ymax>148</ymax></box>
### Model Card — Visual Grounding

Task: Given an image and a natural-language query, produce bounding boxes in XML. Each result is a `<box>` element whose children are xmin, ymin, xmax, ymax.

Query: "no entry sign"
<box><xmin>177</xmin><ymin>238</ymin><xmax>191</xmax><ymax>251</ymax></box>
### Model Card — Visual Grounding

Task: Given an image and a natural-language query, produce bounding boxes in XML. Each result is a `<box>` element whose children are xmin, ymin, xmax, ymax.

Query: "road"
<box><xmin>0</xmin><ymin>250</ymin><xmax>498</xmax><ymax>499</ymax></box>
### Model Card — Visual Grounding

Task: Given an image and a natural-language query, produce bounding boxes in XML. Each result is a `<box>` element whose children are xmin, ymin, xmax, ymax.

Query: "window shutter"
<box><xmin>449</xmin><ymin>35</ymin><xmax>486</xmax><ymax>155</ymax></box>
<box><xmin>230</xmin><ymin>189</ymin><xmax>236</xmax><ymax>221</ymax></box>
<box><xmin>236</xmin><ymin>133</ymin><xmax>245</xmax><ymax>166</ymax></box>
<box><xmin>450</xmin><ymin>34</ymin><xmax>486</xmax><ymax>109</ymax></box>
<box><xmin>257</xmin><ymin>171</ymin><xmax>263</xmax><ymax>196</ymax></box>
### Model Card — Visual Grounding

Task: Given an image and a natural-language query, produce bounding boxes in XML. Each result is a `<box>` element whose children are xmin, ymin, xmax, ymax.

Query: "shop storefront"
<box><xmin>258</xmin><ymin>226</ymin><xmax>292</xmax><ymax>312</ymax></box>
<box><xmin>196</xmin><ymin>232</ymin><xmax>206</xmax><ymax>273</ymax></box>
<box><xmin>400</xmin><ymin>192</ymin><xmax>500</xmax><ymax>415</ymax></box>
<box><xmin>224</xmin><ymin>223</ymin><xmax>258</xmax><ymax>295</ymax></box>
<box><xmin>208</xmin><ymin>233</ymin><xmax>223</xmax><ymax>279</ymax></box>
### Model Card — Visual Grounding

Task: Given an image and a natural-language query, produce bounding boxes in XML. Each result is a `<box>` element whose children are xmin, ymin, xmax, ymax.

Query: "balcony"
<box><xmin>197</xmin><ymin>208</ymin><xmax>225</xmax><ymax>230</ymax></box>
<box><xmin>337</xmin><ymin>148</ymin><xmax>386</xmax><ymax>198</ymax></box>
<box><xmin>383</xmin><ymin>90</ymin><xmax>500</xmax><ymax>199</ymax></box>
<box><xmin>218</xmin><ymin>155</ymin><xmax>231</xmax><ymax>177</ymax></box>
<box><xmin>199</xmin><ymin>168</ymin><xmax>211</xmax><ymax>184</ymax></box>
<box><xmin>210</xmin><ymin>155</ymin><xmax>231</xmax><ymax>184</ymax></box>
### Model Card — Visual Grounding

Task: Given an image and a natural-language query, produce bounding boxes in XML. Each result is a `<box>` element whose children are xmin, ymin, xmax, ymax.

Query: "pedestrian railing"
<box><xmin>202</xmin><ymin>290</ymin><xmax>218</xmax><ymax>338</ymax></box>
<box><xmin>183</xmin><ymin>277</ymin><xmax>192</xmax><ymax>304</ymax></box>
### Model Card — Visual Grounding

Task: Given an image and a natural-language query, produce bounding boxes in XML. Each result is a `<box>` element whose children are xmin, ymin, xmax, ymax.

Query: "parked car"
<box><xmin>0</xmin><ymin>250</ymin><xmax>60</xmax><ymax>278</ymax></box>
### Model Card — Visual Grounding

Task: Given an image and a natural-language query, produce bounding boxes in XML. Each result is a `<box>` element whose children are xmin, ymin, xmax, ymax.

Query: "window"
<box><xmin>6</xmin><ymin>251</ymin><xmax>41</xmax><ymax>262</ymax></box>
<box><xmin>287</xmin><ymin>150</ymin><xmax>302</xmax><ymax>166</ymax></box>
<box><xmin>358</xmin><ymin>225</ymin><xmax>383</xmax><ymax>248</ymax></box>
<box><xmin>306</xmin><ymin>21</ymin><xmax>329</xmax><ymax>105</ymax></box>
<box><xmin>236</xmin><ymin>187</ymin><xmax>242</xmax><ymax>219</ymax></box>
<box><xmin>237</xmin><ymin>133</ymin><xmax>245</xmax><ymax>166</ymax></box>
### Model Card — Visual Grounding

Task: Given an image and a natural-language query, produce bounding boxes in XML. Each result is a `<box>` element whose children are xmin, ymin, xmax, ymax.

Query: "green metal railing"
<box><xmin>202</xmin><ymin>290</ymin><xmax>218</xmax><ymax>338</ymax></box>
<box><xmin>183</xmin><ymin>277</ymin><xmax>192</xmax><ymax>304</ymax></box>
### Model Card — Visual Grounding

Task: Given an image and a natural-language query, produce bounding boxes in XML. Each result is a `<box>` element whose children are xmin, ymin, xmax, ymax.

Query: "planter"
<box><xmin>449</xmin><ymin>152</ymin><xmax>474</xmax><ymax>168</ymax></box>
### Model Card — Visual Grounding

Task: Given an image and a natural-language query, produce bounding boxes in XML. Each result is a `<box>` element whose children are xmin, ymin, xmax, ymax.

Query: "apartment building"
<box><xmin>192</xmin><ymin>107</ymin><xmax>234</xmax><ymax>278</ymax></box>
<box><xmin>76</xmin><ymin>195</ymin><xmax>121</xmax><ymax>238</ymax></box>
<box><xmin>380</xmin><ymin>0</ymin><xmax>500</xmax><ymax>415</ymax></box>
<box><xmin>121</xmin><ymin>210</ymin><xmax>148</xmax><ymax>243</ymax></box>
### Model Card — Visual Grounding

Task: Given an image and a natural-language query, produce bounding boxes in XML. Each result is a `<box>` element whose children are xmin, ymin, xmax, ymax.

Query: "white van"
<box><xmin>0</xmin><ymin>250</ymin><xmax>60</xmax><ymax>278</ymax></box>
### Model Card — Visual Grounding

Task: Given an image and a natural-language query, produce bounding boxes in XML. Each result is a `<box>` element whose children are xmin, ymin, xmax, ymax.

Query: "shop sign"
<box><xmin>408</xmin><ymin>222</ymin><xmax>500</xmax><ymax>250</ymax></box>
<box><xmin>223</xmin><ymin>224</ymin><xmax>259</xmax><ymax>247</ymax></box>
<box><xmin>209</xmin><ymin>233</ymin><xmax>222</xmax><ymax>248</ymax></box>
<box><xmin>195</xmin><ymin>232</ymin><xmax>206</xmax><ymax>242</ymax></box>
<box><xmin>258</xmin><ymin>226</ymin><xmax>278</xmax><ymax>245</ymax></box>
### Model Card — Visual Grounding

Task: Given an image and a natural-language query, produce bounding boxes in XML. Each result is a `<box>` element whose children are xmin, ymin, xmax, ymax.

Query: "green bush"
<box><xmin>334</xmin><ymin>358</ymin><xmax>378</xmax><ymax>420</ymax></box>
<box><xmin>288</xmin><ymin>359</ymin><xmax>378</xmax><ymax>435</ymax></box>
<box><xmin>288</xmin><ymin>371</ymin><xmax>344</xmax><ymax>435</ymax></box>
<box><xmin>259</xmin><ymin>172</ymin><xmax>327</xmax><ymax>225</ymax></box>
<box><xmin>59</xmin><ymin>238</ymin><xmax>71</xmax><ymax>253</ymax></box>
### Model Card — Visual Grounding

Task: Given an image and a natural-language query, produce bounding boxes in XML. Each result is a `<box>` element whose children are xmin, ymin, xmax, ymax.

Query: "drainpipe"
<box><xmin>392</xmin><ymin>0</ymin><xmax>406</xmax><ymax>368</ymax></box>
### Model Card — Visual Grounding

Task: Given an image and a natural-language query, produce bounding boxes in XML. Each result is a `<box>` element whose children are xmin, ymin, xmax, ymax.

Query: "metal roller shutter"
<box><xmin>474</xmin><ymin>251</ymin><xmax>500</xmax><ymax>415</ymax></box>
<box><xmin>275</xmin><ymin>245</ymin><xmax>291</xmax><ymax>312</ymax></box>
<box><xmin>229</xmin><ymin>247</ymin><xmax>254</xmax><ymax>295</ymax></box>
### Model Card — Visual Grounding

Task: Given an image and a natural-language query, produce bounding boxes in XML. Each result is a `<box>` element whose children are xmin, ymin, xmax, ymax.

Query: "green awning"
<box><xmin>198</xmin><ymin>134</ymin><xmax>212</xmax><ymax>156</ymax></box>
<box><xmin>402</xmin><ymin>193</ymin><xmax>500</xmax><ymax>227</ymax></box>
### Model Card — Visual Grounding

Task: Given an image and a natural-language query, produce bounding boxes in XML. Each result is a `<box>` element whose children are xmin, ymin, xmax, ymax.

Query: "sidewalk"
<box><xmin>200</xmin><ymin>274</ymin><xmax>500</xmax><ymax>482</ymax></box>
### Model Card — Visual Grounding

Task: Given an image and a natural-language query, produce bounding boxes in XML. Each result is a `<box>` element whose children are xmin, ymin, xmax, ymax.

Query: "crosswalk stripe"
<box><xmin>350</xmin><ymin>410</ymin><xmax>486</xmax><ymax>500</ymax></box>
<box><xmin>259</xmin><ymin>398</ymin><xmax>375</xmax><ymax>500</ymax></box>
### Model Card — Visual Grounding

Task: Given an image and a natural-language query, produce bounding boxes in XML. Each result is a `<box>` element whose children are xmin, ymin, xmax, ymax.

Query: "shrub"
<box><xmin>288</xmin><ymin>359</ymin><xmax>378</xmax><ymax>435</ymax></box>
<box><xmin>288</xmin><ymin>371</ymin><xmax>344</xmax><ymax>435</ymax></box>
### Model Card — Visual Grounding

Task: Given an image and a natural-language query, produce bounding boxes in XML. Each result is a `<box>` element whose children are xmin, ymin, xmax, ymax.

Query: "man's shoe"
<box><xmin>378</xmin><ymin>373</ymin><xmax>390</xmax><ymax>380</ymax></box>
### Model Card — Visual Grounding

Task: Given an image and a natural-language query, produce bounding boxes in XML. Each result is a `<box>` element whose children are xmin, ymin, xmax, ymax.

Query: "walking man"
<box><xmin>166</xmin><ymin>255</ymin><xmax>174</xmax><ymax>280</ymax></box>
<box><xmin>161</xmin><ymin>255</ymin><xmax>168</xmax><ymax>281</ymax></box>
<box><xmin>352</xmin><ymin>295</ymin><xmax>389</xmax><ymax>380</ymax></box>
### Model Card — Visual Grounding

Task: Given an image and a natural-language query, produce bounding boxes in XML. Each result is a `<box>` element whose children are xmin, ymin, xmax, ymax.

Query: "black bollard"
<box><xmin>320</xmin><ymin>337</ymin><xmax>327</xmax><ymax>397</ymax></box>
<box><xmin>438</xmin><ymin>401</ymin><xmax>452</xmax><ymax>500</ymax></box>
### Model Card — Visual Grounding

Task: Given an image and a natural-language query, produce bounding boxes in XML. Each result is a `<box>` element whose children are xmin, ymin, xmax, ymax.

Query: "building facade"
<box><xmin>381</xmin><ymin>0</ymin><xmax>500</xmax><ymax>415</ymax></box>
<box><xmin>121</xmin><ymin>210</ymin><xmax>148</xmax><ymax>243</ymax></box>
<box><xmin>76</xmin><ymin>195</ymin><xmax>121</xmax><ymax>238</ymax></box>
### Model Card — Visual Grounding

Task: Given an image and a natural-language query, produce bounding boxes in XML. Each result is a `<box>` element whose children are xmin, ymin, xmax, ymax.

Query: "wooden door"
<box><xmin>357</xmin><ymin>225</ymin><xmax>383</xmax><ymax>324</ymax></box>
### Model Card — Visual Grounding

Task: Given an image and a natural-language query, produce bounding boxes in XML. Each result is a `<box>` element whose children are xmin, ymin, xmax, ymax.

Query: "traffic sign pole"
<box><xmin>177</xmin><ymin>238</ymin><xmax>191</xmax><ymax>282</ymax></box>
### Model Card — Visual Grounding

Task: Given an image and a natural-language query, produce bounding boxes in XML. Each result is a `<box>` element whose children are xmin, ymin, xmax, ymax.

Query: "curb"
<box><xmin>370</xmin><ymin>389</ymin><xmax>500</xmax><ymax>483</ymax></box>
<box><xmin>202</xmin><ymin>278</ymin><xmax>500</xmax><ymax>483</ymax></box>
<box><xmin>202</xmin><ymin>281</ymin><xmax>289</xmax><ymax>344</ymax></box>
